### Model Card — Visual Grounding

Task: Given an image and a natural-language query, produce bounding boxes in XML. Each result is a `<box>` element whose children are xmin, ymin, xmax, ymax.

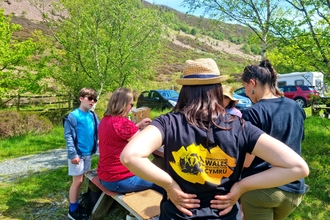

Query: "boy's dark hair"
<box><xmin>78</xmin><ymin>88</ymin><xmax>98</xmax><ymax>100</ymax></box>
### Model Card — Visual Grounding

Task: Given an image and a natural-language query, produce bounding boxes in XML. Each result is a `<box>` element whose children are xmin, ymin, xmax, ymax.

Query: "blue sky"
<box><xmin>144</xmin><ymin>0</ymin><xmax>205</xmax><ymax>17</ymax></box>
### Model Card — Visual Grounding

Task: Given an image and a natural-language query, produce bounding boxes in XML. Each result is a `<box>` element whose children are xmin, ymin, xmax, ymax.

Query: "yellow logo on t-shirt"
<box><xmin>170</xmin><ymin>143</ymin><xmax>236</xmax><ymax>185</ymax></box>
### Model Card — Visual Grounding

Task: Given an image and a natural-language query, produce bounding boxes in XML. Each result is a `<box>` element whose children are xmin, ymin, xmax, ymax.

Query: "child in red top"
<box><xmin>97</xmin><ymin>88</ymin><xmax>162</xmax><ymax>194</ymax></box>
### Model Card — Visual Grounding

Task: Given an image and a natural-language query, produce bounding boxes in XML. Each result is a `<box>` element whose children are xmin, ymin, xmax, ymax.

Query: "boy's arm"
<box><xmin>91</xmin><ymin>111</ymin><xmax>99</xmax><ymax>149</ymax></box>
<box><xmin>64</xmin><ymin>118</ymin><xmax>78</xmax><ymax>160</ymax></box>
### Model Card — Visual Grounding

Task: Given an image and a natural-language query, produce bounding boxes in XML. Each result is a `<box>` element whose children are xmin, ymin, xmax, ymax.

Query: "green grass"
<box><xmin>286</xmin><ymin>115</ymin><xmax>330</xmax><ymax>220</ymax></box>
<box><xmin>0</xmin><ymin>108</ymin><xmax>167</xmax><ymax>162</ymax></box>
<box><xmin>0</xmin><ymin>108</ymin><xmax>330</xmax><ymax>219</ymax></box>
<box><xmin>0</xmin><ymin>149</ymin><xmax>128</xmax><ymax>219</ymax></box>
<box><xmin>0</xmin><ymin>126</ymin><xmax>65</xmax><ymax>162</ymax></box>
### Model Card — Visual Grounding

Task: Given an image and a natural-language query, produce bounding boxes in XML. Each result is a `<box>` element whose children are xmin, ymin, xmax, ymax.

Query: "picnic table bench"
<box><xmin>311</xmin><ymin>97</ymin><xmax>330</xmax><ymax>117</ymax></box>
<box><xmin>84</xmin><ymin>169</ymin><xmax>162</xmax><ymax>220</ymax></box>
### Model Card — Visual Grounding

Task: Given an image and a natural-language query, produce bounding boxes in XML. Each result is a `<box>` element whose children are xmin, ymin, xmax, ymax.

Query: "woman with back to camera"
<box><xmin>240</xmin><ymin>59</ymin><xmax>307</xmax><ymax>220</ymax></box>
<box><xmin>120</xmin><ymin>58</ymin><xmax>309</xmax><ymax>220</ymax></box>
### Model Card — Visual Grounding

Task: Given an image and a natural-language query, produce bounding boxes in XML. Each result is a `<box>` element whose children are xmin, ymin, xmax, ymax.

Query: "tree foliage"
<box><xmin>32</xmin><ymin>0</ymin><xmax>166</xmax><ymax>103</ymax></box>
<box><xmin>268</xmin><ymin>0</ymin><xmax>330</xmax><ymax>80</ymax></box>
<box><xmin>183</xmin><ymin>0</ymin><xmax>330</xmax><ymax>84</ymax></box>
<box><xmin>182</xmin><ymin>0</ymin><xmax>288</xmax><ymax>59</ymax></box>
<box><xmin>0</xmin><ymin>9</ymin><xmax>48</xmax><ymax>96</ymax></box>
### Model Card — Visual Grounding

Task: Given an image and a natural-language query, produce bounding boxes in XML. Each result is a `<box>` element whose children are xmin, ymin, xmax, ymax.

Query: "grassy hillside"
<box><xmin>2</xmin><ymin>0</ymin><xmax>258</xmax><ymax>93</ymax></box>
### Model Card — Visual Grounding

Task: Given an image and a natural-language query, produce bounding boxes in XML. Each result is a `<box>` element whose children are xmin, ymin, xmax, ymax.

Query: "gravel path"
<box><xmin>0</xmin><ymin>148</ymin><xmax>67</xmax><ymax>182</ymax></box>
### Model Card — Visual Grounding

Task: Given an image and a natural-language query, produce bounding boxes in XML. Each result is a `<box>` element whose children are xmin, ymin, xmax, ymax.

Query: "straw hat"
<box><xmin>176</xmin><ymin>58</ymin><xmax>228</xmax><ymax>85</ymax></box>
<box><xmin>222</xmin><ymin>85</ymin><xmax>239</xmax><ymax>104</ymax></box>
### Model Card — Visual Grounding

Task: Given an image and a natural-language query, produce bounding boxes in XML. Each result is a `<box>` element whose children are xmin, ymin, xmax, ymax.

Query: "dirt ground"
<box><xmin>0</xmin><ymin>0</ymin><xmax>55</xmax><ymax>21</ymax></box>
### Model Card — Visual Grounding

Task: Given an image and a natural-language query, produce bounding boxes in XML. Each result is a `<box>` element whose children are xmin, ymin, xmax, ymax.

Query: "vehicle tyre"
<box><xmin>294</xmin><ymin>98</ymin><xmax>306</xmax><ymax>108</ymax></box>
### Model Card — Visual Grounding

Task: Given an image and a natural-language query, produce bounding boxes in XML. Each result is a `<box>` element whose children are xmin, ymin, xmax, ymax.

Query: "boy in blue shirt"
<box><xmin>63</xmin><ymin>88</ymin><xmax>99</xmax><ymax>220</ymax></box>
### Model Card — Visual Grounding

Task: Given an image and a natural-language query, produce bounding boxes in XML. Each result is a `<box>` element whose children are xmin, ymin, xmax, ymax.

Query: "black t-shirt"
<box><xmin>242</xmin><ymin>97</ymin><xmax>306</xmax><ymax>194</ymax></box>
<box><xmin>151</xmin><ymin>112</ymin><xmax>263</xmax><ymax>219</ymax></box>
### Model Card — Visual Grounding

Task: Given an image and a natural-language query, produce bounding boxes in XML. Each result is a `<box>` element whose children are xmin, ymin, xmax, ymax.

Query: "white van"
<box><xmin>277</xmin><ymin>72</ymin><xmax>327</xmax><ymax>96</ymax></box>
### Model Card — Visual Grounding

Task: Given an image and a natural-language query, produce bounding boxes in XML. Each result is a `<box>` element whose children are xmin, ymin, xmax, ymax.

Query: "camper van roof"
<box><xmin>278</xmin><ymin>72</ymin><xmax>323</xmax><ymax>76</ymax></box>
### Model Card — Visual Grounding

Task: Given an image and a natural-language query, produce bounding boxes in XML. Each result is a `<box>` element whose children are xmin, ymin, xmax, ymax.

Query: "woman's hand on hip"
<box><xmin>165</xmin><ymin>180</ymin><xmax>200</xmax><ymax>216</ymax></box>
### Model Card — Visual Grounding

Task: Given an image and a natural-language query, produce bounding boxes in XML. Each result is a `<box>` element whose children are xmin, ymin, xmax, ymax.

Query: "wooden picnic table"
<box><xmin>153</xmin><ymin>146</ymin><xmax>164</xmax><ymax>157</ymax></box>
<box><xmin>311</xmin><ymin>97</ymin><xmax>330</xmax><ymax>117</ymax></box>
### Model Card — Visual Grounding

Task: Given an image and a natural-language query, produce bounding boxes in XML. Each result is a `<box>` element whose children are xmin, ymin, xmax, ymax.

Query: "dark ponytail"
<box><xmin>259</xmin><ymin>59</ymin><xmax>283</xmax><ymax>96</ymax></box>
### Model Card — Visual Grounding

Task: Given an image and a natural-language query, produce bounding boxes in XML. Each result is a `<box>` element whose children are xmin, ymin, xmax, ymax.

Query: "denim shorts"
<box><xmin>100</xmin><ymin>175</ymin><xmax>163</xmax><ymax>194</ymax></box>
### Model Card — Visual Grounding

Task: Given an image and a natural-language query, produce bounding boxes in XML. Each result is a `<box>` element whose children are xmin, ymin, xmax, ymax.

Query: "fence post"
<box><xmin>17</xmin><ymin>94</ymin><xmax>20</xmax><ymax>111</ymax></box>
<box><xmin>68</xmin><ymin>93</ymin><xmax>71</xmax><ymax>109</ymax></box>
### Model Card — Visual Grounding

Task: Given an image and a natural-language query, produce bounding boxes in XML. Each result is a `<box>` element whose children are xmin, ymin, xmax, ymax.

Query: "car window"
<box><xmin>299</xmin><ymin>85</ymin><xmax>310</xmax><ymax>91</ymax></box>
<box><xmin>278</xmin><ymin>81</ymin><xmax>286</xmax><ymax>87</ymax></box>
<box><xmin>235</xmin><ymin>87</ymin><xmax>246</xmax><ymax>96</ymax></box>
<box><xmin>291</xmin><ymin>86</ymin><xmax>297</xmax><ymax>92</ymax></box>
<box><xmin>140</xmin><ymin>92</ymin><xmax>149</xmax><ymax>98</ymax></box>
<box><xmin>287</xmin><ymin>86</ymin><xmax>297</xmax><ymax>92</ymax></box>
<box><xmin>151</xmin><ymin>92</ymin><xmax>161</xmax><ymax>99</ymax></box>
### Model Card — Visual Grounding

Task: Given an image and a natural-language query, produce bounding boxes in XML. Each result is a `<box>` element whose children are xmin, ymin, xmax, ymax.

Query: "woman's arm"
<box><xmin>211</xmin><ymin>133</ymin><xmax>309</xmax><ymax>215</ymax></box>
<box><xmin>121</xmin><ymin>125</ymin><xmax>168</xmax><ymax>186</ymax></box>
<box><xmin>240</xmin><ymin>133</ymin><xmax>309</xmax><ymax>191</ymax></box>
<box><xmin>243</xmin><ymin>153</ymin><xmax>255</xmax><ymax>168</ymax></box>
<box><xmin>127</xmin><ymin>118</ymin><xmax>151</xmax><ymax>141</ymax></box>
<box><xmin>136</xmin><ymin>118</ymin><xmax>152</xmax><ymax>129</ymax></box>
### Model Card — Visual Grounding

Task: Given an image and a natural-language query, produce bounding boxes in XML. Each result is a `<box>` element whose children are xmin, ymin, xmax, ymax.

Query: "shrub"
<box><xmin>179</xmin><ymin>23</ymin><xmax>190</xmax><ymax>33</ymax></box>
<box><xmin>250</xmin><ymin>45</ymin><xmax>262</xmax><ymax>55</ymax></box>
<box><xmin>229</xmin><ymin>35</ymin><xmax>244</xmax><ymax>44</ymax></box>
<box><xmin>0</xmin><ymin>111</ymin><xmax>53</xmax><ymax>139</ymax></box>
<box><xmin>214</xmin><ymin>31</ymin><xmax>225</xmax><ymax>41</ymax></box>
<box><xmin>170</xmin><ymin>23</ymin><xmax>180</xmax><ymax>31</ymax></box>
<box><xmin>39</xmin><ymin>108</ymin><xmax>71</xmax><ymax>125</ymax></box>
<box><xmin>190</xmin><ymin>28</ymin><xmax>197</xmax><ymax>35</ymax></box>
<box><xmin>242</xmin><ymin>44</ymin><xmax>251</xmax><ymax>53</ymax></box>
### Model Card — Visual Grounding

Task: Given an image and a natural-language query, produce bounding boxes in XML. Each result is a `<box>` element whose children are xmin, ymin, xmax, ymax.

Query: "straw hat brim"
<box><xmin>227</xmin><ymin>98</ymin><xmax>239</xmax><ymax>105</ymax></box>
<box><xmin>223</xmin><ymin>92</ymin><xmax>239</xmax><ymax>105</ymax></box>
<box><xmin>176</xmin><ymin>75</ymin><xmax>228</xmax><ymax>85</ymax></box>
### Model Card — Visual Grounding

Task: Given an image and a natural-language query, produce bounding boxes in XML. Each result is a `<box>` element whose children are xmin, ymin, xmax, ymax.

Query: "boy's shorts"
<box><xmin>68</xmin><ymin>155</ymin><xmax>92</xmax><ymax>176</ymax></box>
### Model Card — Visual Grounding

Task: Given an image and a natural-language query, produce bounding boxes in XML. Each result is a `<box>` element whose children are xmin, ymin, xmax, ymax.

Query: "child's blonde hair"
<box><xmin>104</xmin><ymin>88</ymin><xmax>133</xmax><ymax>116</ymax></box>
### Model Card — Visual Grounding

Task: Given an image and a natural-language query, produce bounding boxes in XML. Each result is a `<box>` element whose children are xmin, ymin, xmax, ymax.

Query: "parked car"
<box><xmin>233</xmin><ymin>92</ymin><xmax>252</xmax><ymax>112</ymax></box>
<box><xmin>234</xmin><ymin>87</ymin><xmax>248</xmax><ymax>98</ymax></box>
<box><xmin>234</xmin><ymin>85</ymin><xmax>318</xmax><ymax>108</ymax></box>
<box><xmin>279</xmin><ymin>85</ymin><xmax>319</xmax><ymax>107</ymax></box>
<box><xmin>136</xmin><ymin>90</ymin><xmax>179</xmax><ymax>110</ymax></box>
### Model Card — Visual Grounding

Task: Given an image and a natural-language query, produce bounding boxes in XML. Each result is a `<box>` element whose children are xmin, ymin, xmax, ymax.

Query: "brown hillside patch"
<box><xmin>2</xmin><ymin>0</ymin><xmax>259</xmax><ymax>82</ymax></box>
<box><xmin>11</xmin><ymin>17</ymin><xmax>51</xmax><ymax>40</ymax></box>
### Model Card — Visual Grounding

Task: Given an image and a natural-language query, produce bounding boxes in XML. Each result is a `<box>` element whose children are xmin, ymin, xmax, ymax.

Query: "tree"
<box><xmin>182</xmin><ymin>0</ymin><xmax>330</xmax><ymax>82</ymax></box>
<box><xmin>182</xmin><ymin>0</ymin><xmax>287</xmax><ymax>59</ymax></box>
<box><xmin>31</xmin><ymin>0</ymin><xmax>165</xmax><ymax>106</ymax></box>
<box><xmin>268</xmin><ymin>0</ymin><xmax>330</xmax><ymax>79</ymax></box>
<box><xmin>0</xmin><ymin>9</ymin><xmax>48</xmax><ymax>97</ymax></box>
